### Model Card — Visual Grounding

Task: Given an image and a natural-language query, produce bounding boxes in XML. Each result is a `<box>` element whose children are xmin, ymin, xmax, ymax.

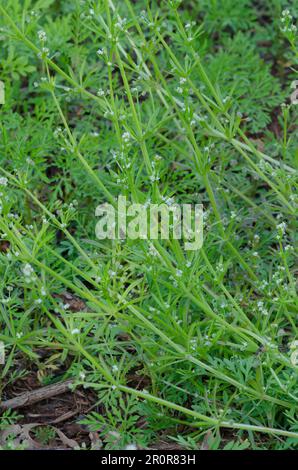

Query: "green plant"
<box><xmin>0</xmin><ymin>0</ymin><xmax>297</xmax><ymax>451</ymax></box>
<box><xmin>33</xmin><ymin>426</ymin><xmax>56</xmax><ymax>445</ymax></box>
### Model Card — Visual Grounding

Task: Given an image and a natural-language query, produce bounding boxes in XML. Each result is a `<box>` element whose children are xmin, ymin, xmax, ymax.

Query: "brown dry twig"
<box><xmin>0</xmin><ymin>379</ymin><xmax>74</xmax><ymax>410</ymax></box>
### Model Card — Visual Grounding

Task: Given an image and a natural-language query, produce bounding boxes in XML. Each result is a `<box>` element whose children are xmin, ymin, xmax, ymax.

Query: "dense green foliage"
<box><xmin>0</xmin><ymin>0</ymin><xmax>297</xmax><ymax>450</ymax></box>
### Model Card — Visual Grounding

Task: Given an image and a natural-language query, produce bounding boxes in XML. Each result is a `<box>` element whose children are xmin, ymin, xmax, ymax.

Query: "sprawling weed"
<box><xmin>0</xmin><ymin>0</ymin><xmax>297</xmax><ymax>450</ymax></box>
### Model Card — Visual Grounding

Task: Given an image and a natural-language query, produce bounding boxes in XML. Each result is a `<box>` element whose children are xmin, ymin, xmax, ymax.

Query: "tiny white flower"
<box><xmin>71</xmin><ymin>328</ymin><xmax>80</xmax><ymax>335</ymax></box>
<box><xmin>97</xmin><ymin>88</ymin><xmax>105</xmax><ymax>97</ymax></box>
<box><xmin>122</xmin><ymin>131</ymin><xmax>131</xmax><ymax>142</ymax></box>
<box><xmin>149</xmin><ymin>174</ymin><xmax>160</xmax><ymax>182</ymax></box>
<box><xmin>22</xmin><ymin>263</ymin><xmax>34</xmax><ymax>277</ymax></box>
<box><xmin>41</xmin><ymin>47</ymin><xmax>49</xmax><ymax>56</ymax></box>
<box><xmin>276</xmin><ymin>222</ymin><xmax>287</xmax><ymax>233</ymax></box>
<box><xmin>38</xmin><ymin>30</ymin><xmax>47</xmax><ymax>42</ymax></box>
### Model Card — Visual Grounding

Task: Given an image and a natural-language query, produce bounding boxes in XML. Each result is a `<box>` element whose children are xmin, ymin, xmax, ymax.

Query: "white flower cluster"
<box><xmin>97</xmin><ymin>88</ymin><xmax>105</xmax><ymax>97</ymax></box>
<box><xmin>115</xmin><ymin>16</ymin><xmax>127</xmax><ymax>31</ymax></box>
<box><xmin>216</xmin><ymin>262</ymin><xmax>224</xmax><ymax>273</ymax></box>
<box><xmin>71</xmin><ymin>328</ymin><xmax>80</xmax><ymax>335</ymax></box>
<box><xmin>0</xmin><ymin>177</ymin><xmax>8</xmax><ymax>186</ymax></box>
<box><xmin>37</xmin><ymin>30</ymin><xmax>47</xmax><ymax>42</ymax></box>
<box><xmin>257</xmin><ymin>300</ymin><xmax>268</xmax><ymax>316</ymax></box>
<box><xmin>122</xmin><ymin>131</ymin><xmax>131</xmax><ymax>143</ymax></box>
<box><xmin>37</xmin><ymin>47</ymin><xmax>49</xmax><ymax>58</ymax></box>
<box><xmin>280</xmin><ymin>9</ymin><xmax>297</xmax><ymax>34</ymax></box>
<box><xmin>22</xmin><ymin>263</ymin><xmax>36</xmax><ymax>283</ymax></box>
<box><xmin>149</xmin><ymin>173</ymin><xmax>160</xmax><ymax>183</ymax></box>
<box><xmin>276</xmin><ymin>221</ymin><xmax>287</xmax><ymax>239</ymax></box>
